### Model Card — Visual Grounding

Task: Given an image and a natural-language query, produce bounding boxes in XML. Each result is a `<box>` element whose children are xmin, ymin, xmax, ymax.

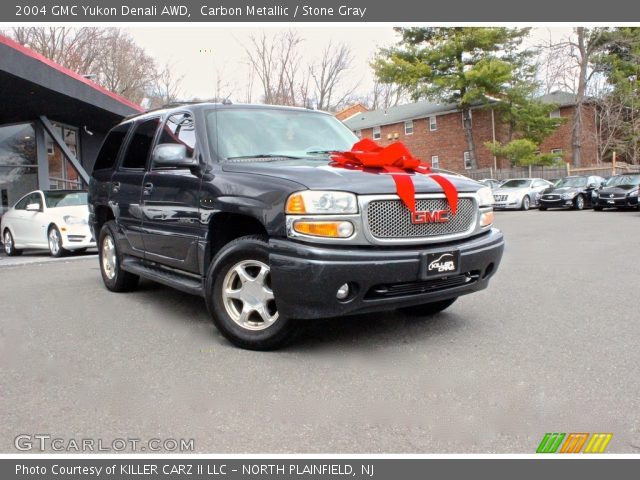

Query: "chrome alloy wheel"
<box><xmin>101</xmin><ymin>235</ymin><xmax>117</xmax><ymax>280</ymax></box>
<box><xmin>222</xmin><ymin>259</ymin><xmax>278</xmax><ymax>331</ymax></box>
<box><xmin>4</xmin><ymin>231</ymin><xmax>13</xmax><ymax>254</ymax></box>
<box><xmin>48</xmin><ymin>228</ymin><xmax>61</xmax><ymax>255</ymax></box>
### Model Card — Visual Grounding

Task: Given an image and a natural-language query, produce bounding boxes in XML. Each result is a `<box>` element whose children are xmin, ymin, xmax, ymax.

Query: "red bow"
<box><xmin>330</xmin><ymin>139</ymin><xmax>458</xmax><ymax>214</ymax></box>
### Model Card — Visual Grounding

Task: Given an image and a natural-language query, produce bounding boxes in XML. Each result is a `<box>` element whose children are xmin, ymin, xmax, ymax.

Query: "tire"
<box><xmin>98</xmin><ymin>220</ymin><xmax>139</xmax><ymax>292</ymax></box>
<box><xmin>3</xmin><ymin>229</ymin><xmax>22</xmax><ymax>256</ymax></box>
<box><xmin>48</xmin><ymin>225</ymin><xmax>67</xmax><ymax>258</ymax></box>
<box><xmin>205</xmin><ymin>235</ymin><xmax>297</xmax><ymax>351</ymax></box>
<box><xmin>539</xmin><ymin>207</ymin><xmax>547</xmax><ymax>211</ymax></box>
<box><xmin>594</xmin><ymin>206</ymin><xmax>603</xmax><ymax>211</ymax></box>
<box><xmin>521</xmin><ymin>195</ymin><xmax>531</xmax><ymax>211</ymax></box>
<box><xmin>573</xmin><ymin>194</ymin><xmax>585</xmax><ymax>211</ymax></box>
<box><xmin>400</xmin><ymin>298</ymin><xmax>458</xmax><ymax>316</ymax></box>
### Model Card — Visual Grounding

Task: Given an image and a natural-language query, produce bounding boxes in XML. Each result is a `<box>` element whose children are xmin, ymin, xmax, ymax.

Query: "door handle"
<box><xmin>143</xmin><ymin>182</ymin><xmax>154</xmax><ymax>195</ymax></box>
<box><xmin>112</xmin><ymin>181</ymin><xmax>121</xmax><ymax>193</ymax></box>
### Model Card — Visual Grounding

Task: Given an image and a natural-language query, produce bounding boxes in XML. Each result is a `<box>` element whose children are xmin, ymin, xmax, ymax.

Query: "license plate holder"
<box><xmin>424</xmin><ymin>250</ymin><xmax>460</xmax><ymax>278</ymax></box>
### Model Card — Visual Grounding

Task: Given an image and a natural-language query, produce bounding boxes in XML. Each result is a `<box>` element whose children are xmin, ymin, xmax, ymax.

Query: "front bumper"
<box><xmin>539</xmin><ymin>197</ymin><xmax>576</xmax><ymax>209</ymax></box>
<box><xmin>60</xmin><ymin>224</ymin><xmax>96</xmax><ymax>250</ymax></box>
<box><xmin>493</xmin><ymin>198</ymin><xmax>523</xmax><ymax>210</ymax></box>
<box><xmin>269</xmin><ymin>228</ymin><xmax>504</xmax><ymax>319</ymax></box>
<box><xmin>594</xmin><ymin>196</ymin><xmax>638</xmax><ymax>208</ymax></box>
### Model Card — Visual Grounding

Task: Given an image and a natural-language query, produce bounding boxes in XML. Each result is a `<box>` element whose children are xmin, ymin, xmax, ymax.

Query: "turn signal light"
<box><xmin>293</xmin><ymin>221</ymin><xmax>354</xmax><ymax>238</ymax></box>
<box><xmin>286</xmin><ymin>193</ymin><xmax>306</xmax><ymax>214</ymax></box>
<box><xmin>480</xmin><ymin>211</ymin><xmax>494</xmax><ymax>227</ymax></box>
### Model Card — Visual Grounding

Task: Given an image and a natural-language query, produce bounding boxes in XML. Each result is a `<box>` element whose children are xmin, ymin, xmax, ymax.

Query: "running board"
<box><xmin>121</xmin><ymin>257</ymin><xmax>204</xmax><ymax>297</ymax></box>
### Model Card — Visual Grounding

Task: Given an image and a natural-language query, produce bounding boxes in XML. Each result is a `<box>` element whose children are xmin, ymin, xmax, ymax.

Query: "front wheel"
<box><xmin>48</xmin><ymin>226</ymin><xmax>67</xmax><ymax>258</ymax></box>
<box><xmin>539</xmin><ymin>206</ymin><xmax>547</xmax><ymax>211</ymax></box>
<box><xmin>3</xmin><ymin>229</ymin><xmax>22</xmax><ymax>256</ymax></box>
<box><xmin>573</xmin><ymin>194</ymin><xmax>585</xmax><ymax>210</ymax></box>
<box><xmin>400</xmin><ymin>298</ymin><xmax>458</xmax><ymax>316</ymax></box>
<box><xmin>205</xmin><ymin>235</ymin><xmax>297</xmax><ymax>350</ymax></box>
<box><xmin>521</xmin><ymin>195</ymin><xmax>531</xmax><ymax>211</ymax></box>
<box><xmin>98</xmin><ymin>221</ymin><xmax>139</xmax><ymax>292</ymax></box>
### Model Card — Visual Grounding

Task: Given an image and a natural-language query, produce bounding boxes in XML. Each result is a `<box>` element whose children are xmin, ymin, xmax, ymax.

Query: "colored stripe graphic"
<box><xmin>584</xmin><ymin>433</ymin><xmax>613</xmax><ymax>453</ymax></box>
<box><xmin>560</xmin><ymin>433</ymin><xmax>589</xmax><ymax>453</ymax></box>
<box><xmin>536</xmin><ymin>433</ymin><xmax>565</xmax><ymax>453</ymax></box>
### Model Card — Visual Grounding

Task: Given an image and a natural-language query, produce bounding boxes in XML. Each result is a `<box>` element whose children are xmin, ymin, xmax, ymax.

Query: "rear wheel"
<box><xmin>98</xmin><ymin>221</ymin><xmax>139</xmax><ymax>292</ymax></box>
<box><xmin>205</xmin><ymin>235</ymin><xmax>297</xmax><ymax>350</ymax></box>
<box><xmin>400</xmin><ymin>298</ymin><xmax>458</xmax><ymax>316</ymax></box>
<box><xmin>48</xmin><ymin>226</ymin><xmax>67</xmax><ymax>258</ymax></box>
<box><xmin>521</xmin><ymin>195</ymin><xmax>531</xmax><ymax>211</ymax></box>
<box><xmin>3</xmin><ymin>229</ymin><xmax>22</xmax><ymax>256</ymax></box>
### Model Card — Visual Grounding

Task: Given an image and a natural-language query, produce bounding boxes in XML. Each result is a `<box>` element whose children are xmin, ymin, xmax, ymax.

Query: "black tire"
<box><xmin>205</xmin><ymin>235</ymin><xmax>297</xmax><ymax>351</ymax></box>
<box><xmin>2</xmin><ymin>229</ymin><xmax>22</xmax><ymax>256</ymax></box>
<box><xmin>539</xmin><ymin>206</ymin><xmax>547</xmax><ymax>211</ymax></box>
<box><xmin>400</xmin><ymin>297</ymin><xmax>458</xmax><ymax>316</ymax></box>
<box><xmin>573</xmin><ymin>194</ymin><xmax>585</xmax><ymax>211</ymax></box>
<box><xmin>594</xmin><ymin>206</ymin><xmax>604</xmax><ymax>211</ymax></box>
<box><xmin>98</xmin><ymin>220</ymin><xmax>139</xmax><ymax>292</ymax></box>
<box><xmin>47</xmin><ymin>225</ymin><xmax>68</xmax><ymax>258</ymax></box>
<box><xmin>521</xmin><ymin>195</ymin><xmax>530</xmax><ymax>211</ymax></box>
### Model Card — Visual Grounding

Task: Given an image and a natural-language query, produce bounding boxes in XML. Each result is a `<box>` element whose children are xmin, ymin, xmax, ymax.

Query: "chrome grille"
<box><xmin>542</xmin><ymin>195</ymin><xmax>560</xmax><ymax>200</ymax></box>
<box><xmin>493</xmin><ymin>194</ymin><xmax>508</xmax><ymax>202</ymax></box>
<box><xmin>366</xmin><ymin>197</ymin><xmax>476</xmax><ymax>239</ymax></box>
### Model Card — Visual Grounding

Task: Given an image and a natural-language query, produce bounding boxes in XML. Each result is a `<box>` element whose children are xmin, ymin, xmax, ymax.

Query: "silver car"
<box><xmin>492</xmin><ymin>178</ymin><xmax>554</xmax><ymax>210</ymax></box>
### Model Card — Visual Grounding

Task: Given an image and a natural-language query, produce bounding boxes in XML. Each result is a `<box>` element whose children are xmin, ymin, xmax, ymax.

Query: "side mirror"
<box><xmin>588</xmin><ymin>183</ymin><xmax>597</xmax><ymax>189</ymax></box>
<box><xmin>26</xmin><ymin>203</ymin><xmax>41</xmax><ymax>212</ymax></box>
<box><xmin>152</xmin><ymin>144</ymin><xmax>196</xmax><ymax>169</ymax></box>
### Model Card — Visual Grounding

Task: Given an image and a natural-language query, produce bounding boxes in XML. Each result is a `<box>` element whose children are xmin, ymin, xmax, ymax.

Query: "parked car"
<box><xmin>491</xmin><ymin>178</ymin><xmax>553</xmax><ymax>210</ymax></box>
<box><xmin>1</xmin><ymin>190</ymin><xmax>95</xmax><ymax>257</ymax></box>
<box><xmin>88</xmin><ymin>103</ymin><xmax>504</xmax><ymax>350</ymax></box>
<box><xmin>539</xmin><ymin>175</ymin><xmax>605</xmax><ymax>210</ymax></box>
<box><xmin>478</xmin><ymin>178</ymin><xmax>502</xmax><ymax>190</ymax></box>
<box><xmin>593</xmin><ymin>173</ymin><xmax>640</xmax><ymax>210</ymax></box>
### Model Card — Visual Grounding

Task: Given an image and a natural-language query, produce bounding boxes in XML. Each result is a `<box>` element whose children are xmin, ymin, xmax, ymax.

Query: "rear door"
<box><xmin>140</xmin><ymin>112</ymin><xmax>202</xmax><ymax>273</ymax></box>
<box><xmin>109</xmin><ymin>117</ymin><xmax>160</xmax><ymax>255</ymax></box>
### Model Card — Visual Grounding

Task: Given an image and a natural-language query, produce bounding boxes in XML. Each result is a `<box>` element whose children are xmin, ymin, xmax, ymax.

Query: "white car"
<box><xmin>1</xmin><ymin>190</ymin><xmax>96</xmax><ymax>257</ymax></box>
<box><xmin>491</xmin><ymin>178</ymin><xmax>554</xmax><ymax>210</ymax></box>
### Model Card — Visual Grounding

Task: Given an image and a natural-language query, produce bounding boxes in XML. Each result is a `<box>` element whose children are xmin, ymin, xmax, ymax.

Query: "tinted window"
<box><xmin>121</xmin><ymin>118</ymin><xmax>160</xmax><ymax>169</ymax></box>
<box><xmin>157</xmin><ymin>113</ymin><xmax>196</xmax><ymax>158</ymax></box>
<box><xmin>501</xmin><ymin>179</ymin><xmax>531</xmax><ymax>188</ymax></box>
<box><xmin>93</xmin><ymin>124</ymin><xmax>130</xmax><ymax>172</ymax></box>
<box><xmin>14</xmin><ymin>194</ymin><xmax>32</xmax><ymax>210</ymax></box>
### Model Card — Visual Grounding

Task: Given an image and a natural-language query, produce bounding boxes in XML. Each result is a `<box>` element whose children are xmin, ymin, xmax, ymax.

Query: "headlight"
<box><xmin>286</xmin><ymin>191</ymin><xmax>357</xmax><ymax>214</ymax></box>
<box><xmin>628</xmin><ymin>189</ymin><xmax>638</xmax><ymax>197</ymax></box>
<box><xmin>561</xmin><ymin>192</ymin><xmax>577</xmax><ymax>200</ymax></box>
<box><xmin>475</xmin><ymin>187</ymin><xmax>493</xmax><ymax>207</ymax></box>
<box><xmin>63</xmin><ymin>215</ymin><xmax>87</xmax><ymax>225</ymax></box>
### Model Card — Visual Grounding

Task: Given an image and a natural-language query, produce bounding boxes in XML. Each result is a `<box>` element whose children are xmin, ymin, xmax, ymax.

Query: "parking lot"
<box><xmin>1</xmin><ymin>209</ymin><xmax>639</xmax><ymax>453</ymax></box>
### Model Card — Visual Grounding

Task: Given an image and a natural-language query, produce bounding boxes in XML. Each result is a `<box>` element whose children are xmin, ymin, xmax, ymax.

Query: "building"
<box><xmin>335</xmin><ymin>103</ymin><xmax>369</xmax><ymax>122</ymax></box>
<box><xmin>0</xmin><ymin>34</ymin><xmax>142</xmax><ymax>218</ymax></box>
<box><xmin>342</xmin><ymin>91</ymin><xmax>598</xmax><ymax>172</ymax></box>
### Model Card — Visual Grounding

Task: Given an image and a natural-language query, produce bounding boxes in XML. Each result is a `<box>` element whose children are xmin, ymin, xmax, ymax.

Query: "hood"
<box><xmin>222</xmin><ymin>159</ymin><xmax>482</xmax><ymax>195</ymax></box>
<box><xmin>47</xmin><ymin>205</ymin><xmax>90</xmax><ymax>219</ymax></box>
<box><xmin>543</xmin><ymin>186</ymin><xmax>582</xmax><ymax>195</ymax></box>
<box><xmin>492</xmin><ymin>186</ymin><xmax>529</xmax><ymax>196</ymax></box>
<box><xmin>599</xmin><ymin>185</ymin><xmax>638</xmax><ymax>194</ymax></box>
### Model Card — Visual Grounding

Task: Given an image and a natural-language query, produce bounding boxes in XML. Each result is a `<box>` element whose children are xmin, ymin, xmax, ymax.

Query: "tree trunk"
<box><xmin>462</xmin><ymin>108</ymin><xmax>478</xmax><ymax>169</ymax></box>
<box><xmin>572</xmin><ymin>27</ymin><xmax>588</xmax><ymax>168</ymax></box>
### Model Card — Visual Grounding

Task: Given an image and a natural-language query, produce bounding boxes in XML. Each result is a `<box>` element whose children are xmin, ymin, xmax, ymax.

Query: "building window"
<box><xmin>404</xmin><ymin>120</ymin><xmax>414</xmax><ymax>136</ymax></box>
<box><xmin>372</xmin><ymin>126</ymin><xmax>381</xmax><ymax>140</ymax></box>
<box><xmin>464</xmin><ymin>151</ymin><xmax>472</xmax><ymax>170</ymax></box>
<box><xmin>429</xmin><ymin>116</ymin><xmax>437</xmax><ymax>131</ymax></box>
<box><xmin>551</xmin><ymin>148</ymin><xmax>563</xmax><ymax>161</ymax></box>
<box><xmin>431</xmin><ymin>155</ymin><xmax>439</xmax><ymax>168</ymax></box>
<box><xmin>550</xmin><ymin>109</ymin><xmax>561</xmax><ymax>118</ymax></box>
<box><xmin>355</xmin><ymin>130</ymin><xmax>362</xmax><ymax>139</ymax></box>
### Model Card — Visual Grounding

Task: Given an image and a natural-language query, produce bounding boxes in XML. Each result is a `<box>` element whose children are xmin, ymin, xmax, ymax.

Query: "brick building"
<box><xmin>342</xmin><ymin>91</ymin><xmax>598</xmax><ymax>172</ymax></box>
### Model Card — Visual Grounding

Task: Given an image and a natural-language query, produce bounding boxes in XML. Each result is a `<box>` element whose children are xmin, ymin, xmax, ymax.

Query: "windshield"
<box><xmin>44</xmin><ymin>191</ymin><xmax>88</xmax><ymax>208</ymax></box>
<box><xmin>605</xmin><ymin>174</ymin><xmax>640</xmax><ymax>188</ymax></box>
<box><xmin>556</xmin><ymin>177</ymin><xmax>588</xmax><ymax>188</ymax></box>
<box><xmin>500</xmin><ymin>179</ymin><xmax>531</xmax><ymax>188</ymax></box>
<box><xmin>207</xmin><ymin>108</ymin><xmax>357</xmax><ymax>160</ymax></box>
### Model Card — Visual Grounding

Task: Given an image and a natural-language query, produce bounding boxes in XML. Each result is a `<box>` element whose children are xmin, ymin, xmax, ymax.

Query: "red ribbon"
<box><xmin>330</xmin><ymin>139</ymin><xmax>458</xmax><ymax>215</ymax></box>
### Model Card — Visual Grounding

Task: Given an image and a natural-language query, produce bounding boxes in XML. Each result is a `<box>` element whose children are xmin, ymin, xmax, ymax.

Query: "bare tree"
<box><xmin>149</xmin><ymin>62</ymin><xmax>184</xmax><ymax>108</ymax></box>
<box><xmin>366</xmin><ymin>80</ymin><xmax>409</xmax><ymax>110</ymax></box>
<box><xmin>310</xmin><ymin>42</ymin><xmax>358</xmax><ymax>111</ymax></box>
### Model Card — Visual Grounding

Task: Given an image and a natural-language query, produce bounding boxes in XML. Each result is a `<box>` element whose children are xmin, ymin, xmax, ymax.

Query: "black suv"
<box><xmin>88</xmin><ymin>103</ymin><xmax>504</xmax><ymax>350</ymax></box>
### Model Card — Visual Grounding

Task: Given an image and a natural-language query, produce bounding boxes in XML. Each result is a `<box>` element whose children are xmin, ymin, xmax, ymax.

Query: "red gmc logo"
<box><xmin>411</xmin><ymin>210</ymin><xmax>450</xmax><ymax>224</ymax></box>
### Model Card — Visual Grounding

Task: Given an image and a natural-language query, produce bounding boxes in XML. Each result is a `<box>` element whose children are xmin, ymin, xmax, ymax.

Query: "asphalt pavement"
<box><xmin>1</xmin><ymin>209</ymin><xmax>639</xmax><ymax>453</ymax></box>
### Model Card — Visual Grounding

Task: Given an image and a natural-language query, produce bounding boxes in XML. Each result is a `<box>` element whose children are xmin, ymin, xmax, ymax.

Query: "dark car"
<box><xmin>593</xmin><ymin>173</ymin><xmax>640</xmax><ymax>210</ymax></box>
<box><xmin>539</xmin><ymin>175</ymin><xmax>605</xmax><ymax>210</ymax></box>
<box><xmin>88</xmin><ymin>103</ymin><xmax>504</xmax><ymax>350</ymax></box>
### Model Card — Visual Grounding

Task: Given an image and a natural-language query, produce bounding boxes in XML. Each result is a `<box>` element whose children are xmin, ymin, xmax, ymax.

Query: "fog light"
<box><xmin>336</xmin><ymin>283</ymin><xmax>350</xmax><ymax>300</ymax></box>
<box><xmin>480</xmin><ymin>211</ymin><xmax>494</xmax><ymax>227</ymax></box>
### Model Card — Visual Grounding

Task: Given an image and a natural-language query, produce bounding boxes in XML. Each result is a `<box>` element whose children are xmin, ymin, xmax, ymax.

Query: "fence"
<box><xmin>461</xmin><ymin>162</ymin><xmax>640</xmax><ymax>182</ymax></box>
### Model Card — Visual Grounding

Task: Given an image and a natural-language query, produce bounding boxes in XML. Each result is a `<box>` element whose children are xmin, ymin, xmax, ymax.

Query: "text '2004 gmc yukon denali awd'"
<box><xmin>88</xmin><ymin>103</ymin><xmax>504</xmax><ymax>350</ymax></box>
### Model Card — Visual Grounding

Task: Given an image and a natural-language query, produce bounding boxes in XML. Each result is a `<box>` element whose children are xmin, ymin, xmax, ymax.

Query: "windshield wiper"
<box><xmin>305</xmin><ymin>150</ymin><xmax>336</xmax><ymax>155</ymax></box>
<box><xmin>226</xmin><ymin>154</ymin><xmax>301</xmax><ymax>160</ymax></box>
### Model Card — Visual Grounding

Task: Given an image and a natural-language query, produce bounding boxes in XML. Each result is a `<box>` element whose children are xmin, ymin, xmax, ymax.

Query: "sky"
<box><xmin>125</xmin><ymin>26</ymin><xmax>573</xmax><ymax>104</ymax></box>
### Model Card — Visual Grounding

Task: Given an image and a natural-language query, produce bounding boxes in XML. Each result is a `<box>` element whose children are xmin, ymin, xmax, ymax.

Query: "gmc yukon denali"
<box><xmin>88</xmin><ymin>103</ymin><xmax>504</xmax><ymax>350</ymax></box>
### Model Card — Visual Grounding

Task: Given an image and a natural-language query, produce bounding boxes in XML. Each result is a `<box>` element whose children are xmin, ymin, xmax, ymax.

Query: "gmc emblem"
<box><xmin>410</xmin><ymin>209</ymin><xmax>450</xmax><ymax>224</ymax></box>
